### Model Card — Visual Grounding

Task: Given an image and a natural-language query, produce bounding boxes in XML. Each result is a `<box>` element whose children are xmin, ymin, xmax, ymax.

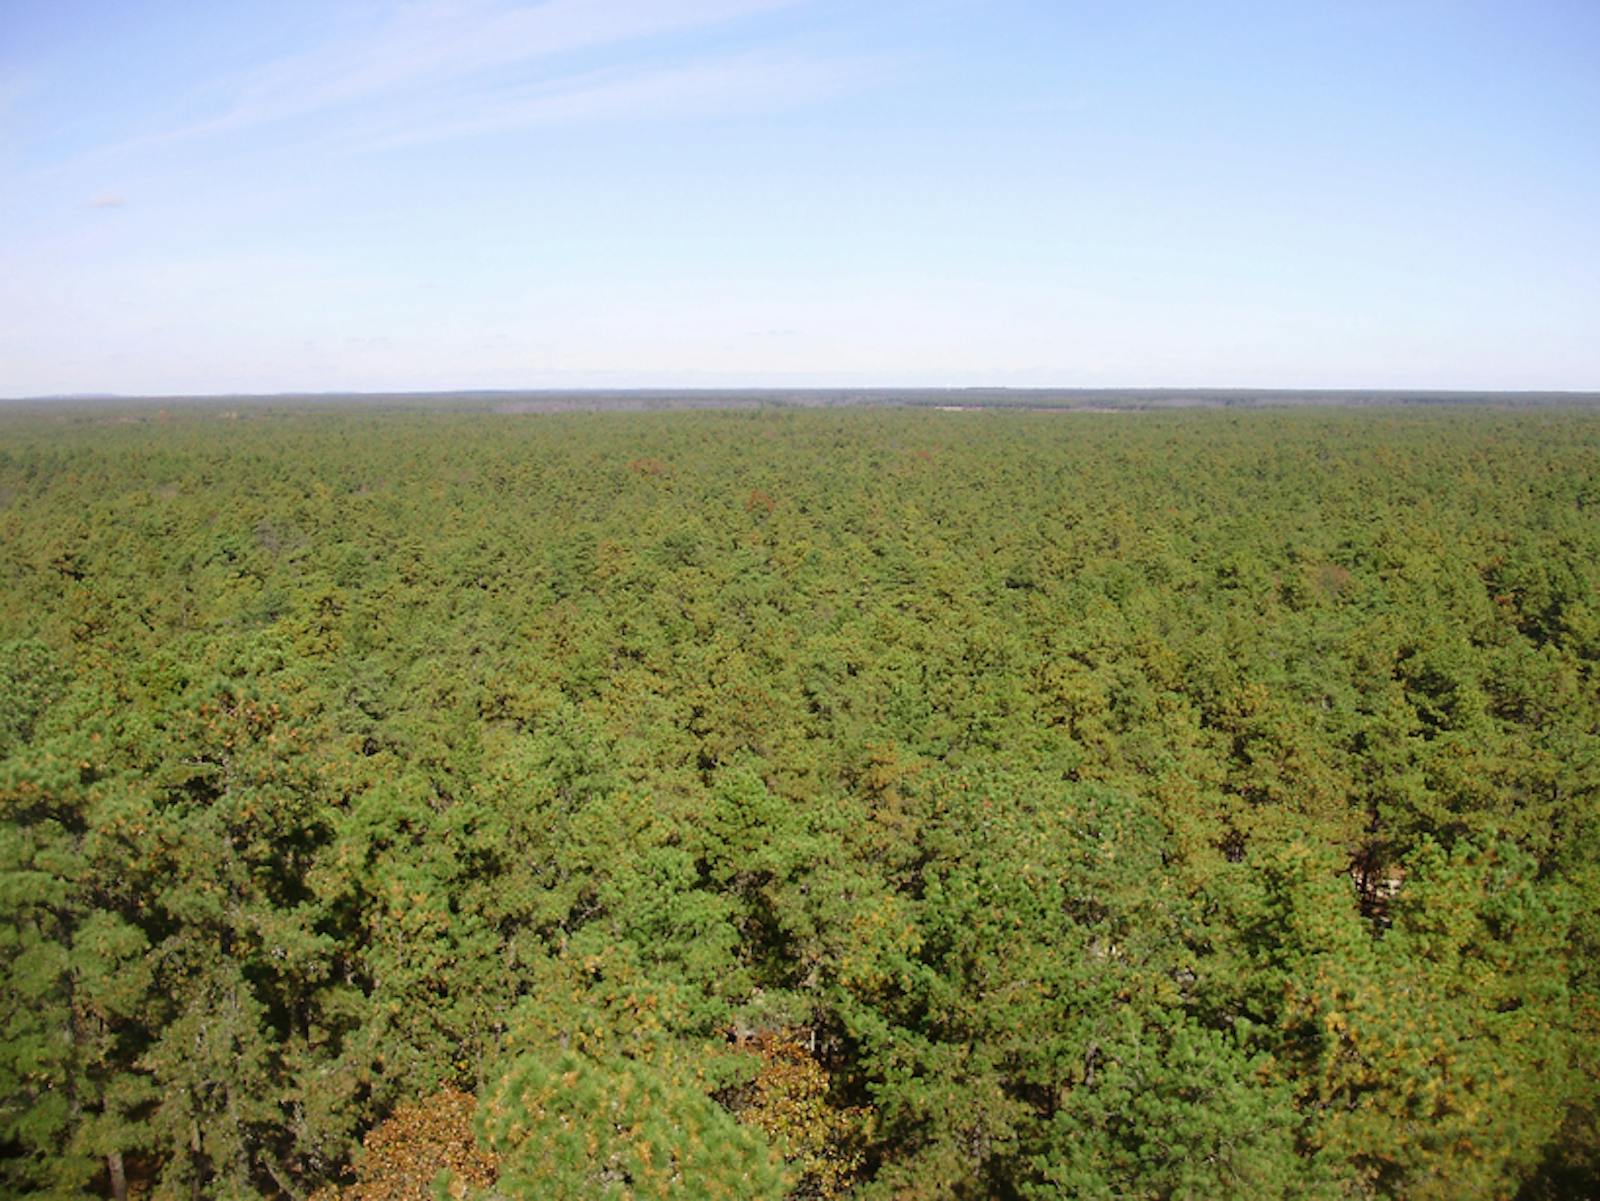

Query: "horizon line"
<box><xmin>7</xmin><ymin>384</ymin><xmax>1600</xmax><ymax>405</ymax></box>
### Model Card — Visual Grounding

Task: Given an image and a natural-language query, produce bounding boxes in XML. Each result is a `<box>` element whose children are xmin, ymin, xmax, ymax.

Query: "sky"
<box><xmin>1</xmin><ymin>0</ymin><xmax>1597</xmax><ymax>396</ymax></box>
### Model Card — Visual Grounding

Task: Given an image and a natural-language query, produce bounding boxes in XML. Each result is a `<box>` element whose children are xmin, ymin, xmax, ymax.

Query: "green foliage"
<box><xmin>478</xmin><ymin>1050</ymin><xmax>786</xmax><ymax>1200</ymax></box>
<box><xmin>1</xmin><ymin>405</ymin><xmax>1597</xmax><ymax>1197</ymax></box>
<box><xmin>1286</xmin><ymin>839</ymin><xmax>1577</xmax><ymax>1199</ymax></box>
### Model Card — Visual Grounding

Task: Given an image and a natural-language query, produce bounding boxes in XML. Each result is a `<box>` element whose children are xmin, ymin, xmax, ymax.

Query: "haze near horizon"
<box><xmin>2</xmin><ymin>0</ymin><xmax>1597</xmax><ymax>397</ymax></box>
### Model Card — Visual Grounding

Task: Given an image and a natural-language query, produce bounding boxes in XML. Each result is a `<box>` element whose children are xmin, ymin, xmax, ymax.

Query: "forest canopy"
<box><xmin>1</xmin><ymin>405</ymin><xmax>1597</xmax><ymax>1199</ymax></box>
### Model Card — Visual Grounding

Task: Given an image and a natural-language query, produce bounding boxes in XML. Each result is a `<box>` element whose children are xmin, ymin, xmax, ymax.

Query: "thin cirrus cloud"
<box><xmin>145</xmin><ymin>0</ymin><xmax>825</xmax><ymax>149</ymax></box>
<box><xmin>87</xmin><ymin>193</ymin><xmax>126</xmax><ymax>208</ymax></box>
<box><xmin>348</xmin><ymin>49</ymin><xmax>878</xmax><ymax>151</ymax></box>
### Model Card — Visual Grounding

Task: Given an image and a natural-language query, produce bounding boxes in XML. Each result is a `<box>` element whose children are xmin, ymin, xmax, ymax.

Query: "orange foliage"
<box><xmin>727</xmin><ymin>1033</ymin><xmax>871</xmax><ymax>1201</ymax></box>
<box><xmin>310</xmin><ymin>1089</ymin><xmax>496</xmax><ymax>1201</ymax></box>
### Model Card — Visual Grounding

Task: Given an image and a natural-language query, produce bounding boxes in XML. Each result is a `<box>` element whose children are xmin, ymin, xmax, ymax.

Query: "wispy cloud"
<box><xmin>0</xmin><ymin>79</ymin><xmax>23</xmax><ymax>122</ymax></box>
<box><xmin>0</xmin><ymin>68</ymin><xmax>40</xmax><ymax>150</ymax></box>
<box><xmin>353</xmin><ymin>48</ymin><xmax>875</xmax><ymax>150</ymax></box>
<box><xmin>87</xmin><ymin>193</ymin><xmax>127</xmax><ymax>208</ymax></box>
<box><xmin>152</xmin><ymin>0</ymin><xmax>815</xmax><ymax>144</ymax></box>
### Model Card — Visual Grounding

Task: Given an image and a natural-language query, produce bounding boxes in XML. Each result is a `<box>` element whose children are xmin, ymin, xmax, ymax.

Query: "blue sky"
<box><xmin>2</xmin><ymin>0</ymin><xmax>1597</xmax><ymax>395</ymax></box>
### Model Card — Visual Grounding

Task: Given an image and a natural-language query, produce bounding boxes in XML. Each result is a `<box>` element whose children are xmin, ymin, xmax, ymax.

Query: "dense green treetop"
<box><xmin>1</xmin><ymin>406</ymin><xmax>1596</xmax><ymax>1198</ymax></box>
